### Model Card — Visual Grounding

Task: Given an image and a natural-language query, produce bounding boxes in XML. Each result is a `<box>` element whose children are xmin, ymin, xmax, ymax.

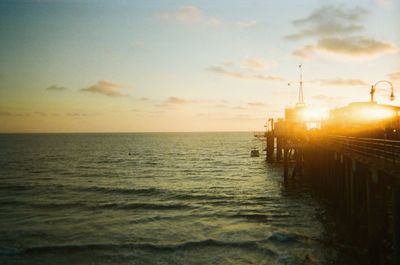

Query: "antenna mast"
<box><xmin>297</xmin><ymin>64</ymin><xmax>305</xmax><ymax>106</ymax></box>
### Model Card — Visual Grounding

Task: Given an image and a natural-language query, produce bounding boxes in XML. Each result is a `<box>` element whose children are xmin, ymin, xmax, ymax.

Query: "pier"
<box><xmin>261</xmin><ymin>99</ymin><xmax>400</xmax><ymax>264</ymax></box>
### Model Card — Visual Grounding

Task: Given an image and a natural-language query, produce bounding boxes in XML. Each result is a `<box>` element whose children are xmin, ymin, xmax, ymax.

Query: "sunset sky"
<box><xmin>1</xmin><ymin>0</ymin><xmax>399</xmax><ymax>132</ymax></box>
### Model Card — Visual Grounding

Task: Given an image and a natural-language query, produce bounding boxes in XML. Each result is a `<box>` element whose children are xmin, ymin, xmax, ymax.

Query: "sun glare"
<box><xmin>355</xmin><ymin>106</ymin><xmax>395</xmax><ymax>121</ymax></box>
<box><xmin>300</xmin><ymin>107</ymin><xmax>329</xmax><ymax>122</ymax></box>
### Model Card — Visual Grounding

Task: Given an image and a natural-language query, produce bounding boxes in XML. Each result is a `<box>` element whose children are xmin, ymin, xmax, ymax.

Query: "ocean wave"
<box><xmin>231</xmin><ymin>213</ymin><xmax>269</xmax><ymax>221</ymax></box>
<box><xmin>173</xmin><ymin>193</ymin><xmax>229</xmax><ymax>201</ymax></box>
<box><xmin>0</xmin><ymin>201</ymin><xmax>87</xmax><ymax>210</ymax></box>
<box><xmin>0</xmin><ymin>200</ymin><xmax>20</xmax><ymax>207</ymax></box>
<box><xmin>265</xmin><ymin>232</ymin><xmax>299</xmax><ymax>243</ymax></box>
<box><xmin>0</xmin><ymin>247</ymin><xmax>21</xmax><ymax>256</ymax></box>
<box><xmin>46</xmin><ymin>202</ymin><xmax>88</xmax><ymax>209</ymax></box>
<box><xmin>96</xmin><ymin>158</ymin><xmax>126</xmax><ymax>164</ymax></box>
<box><xmin>76</xmin><ymin>186</ymin><xmax>165</xmax><ymax>196</ymax></box>
<box><xmin>15</xmin><ymin>238</ymin><xmax>278</xmax><ymax>256</ymax></box>
<box><xmin>0</xmin><ymin>200</ymin><xmax>193</xmax><ymax>211</ymax></box>
<box><xmin>96</xmin><ymin>202</ymin><xmax>193</xmax><ymax>210</ymax></box>
<box><xmin>0</xmin><ymin>185</ymin><xmax>30</xmax><ymax>192</ymax></box>
<box><xmin>0</xmin><ymin>232</ymin><xmax>300</xmax><ymax>257</ymax></box>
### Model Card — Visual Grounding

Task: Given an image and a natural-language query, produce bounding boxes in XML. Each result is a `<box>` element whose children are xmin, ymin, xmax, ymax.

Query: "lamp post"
<box><xmin>370</xmin><ymin>80</ymin><xmax>395</xmax><ymax>103</ymax></box>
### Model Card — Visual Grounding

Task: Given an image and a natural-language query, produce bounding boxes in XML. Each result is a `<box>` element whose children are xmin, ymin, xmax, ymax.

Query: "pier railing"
<box><xmin>326</xmin><ymin>135</ymin><xmax>400</xmax><ymax>164</ymax></box>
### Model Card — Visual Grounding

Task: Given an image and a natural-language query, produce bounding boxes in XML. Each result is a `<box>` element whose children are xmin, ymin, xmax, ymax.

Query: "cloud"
<box><xmin>236</xmin><ymin>20</ymin><xmax>257</xmax><ymax>28</ymax></box>
<box><xmin>292</xmin><ymin>45</ymin><xmax>315</xmax><ymax>59</ymax></box>
<box><xmin>156</xmin><ymin>6</ymin><xmax>221</xmax><ymax>26</ymax></box>
<box><xmin>314</xmin><ymin>78</ymin><xmax>368</xmax><ymax>87</ymax></box>
<box><xmin>215</xmin><ymin>103</ymin><xmax>229</xmax><ymax>108</ymax></box>
<box><xmin>318</xmin><ymin>37</ymin><xmax>396</xmax><ymax>57</ymax></box>
<box><xmin>166</xmin><ymin>96</ymin><xmax>198</xmax><ymax>104</ymax></box>
<box><xmin>33</xmin><ymin>111</ymin><xmax>46</xmax><ymax>116</ymax></box>
<box><xmin>156</xmin><ymin>7</ymin><xmax>261</xmax><ymax>29</ymax></box>
<box><xmin>0</xmin><ymin>111</ymin><xmax>28</xmax><ymax>117</ymax></box>
<box><xmin>156</xmin><ymin>96</ymin><xmax>199</xmax><ymax>108</ymax></box>
<box><xmin>287</xmin><ymin>5</ymin><xmax>397</xmax><ymax>59</ymax></box>
<box><xmin>248</xmin><ymin>102</ymin><xmax>267</xmax><ymax>107</ymax></box>
<box><xmin>66</xmin><ymin>111</ymin><xmax>100</xmax><ymax>117</ymax></box>
<box><xmin>241</xmin><ymin>58</ymin><xmax>266</xmax><ymax>70</ymax></box>
<box><xmin>294</xmin><ymin>36</ymin><xmax>397</xmax><ymax>58</ymax></box>
<box><xmin>207</xmin><ymin>66</ymin><xmax>283</xmax><ymax>81</ymax></box>
<box><xmin>388</xmin><ymin>72</ymin><xmax>400</xmax><ymax>81</ymax></box>
<box><xmin>285</xmin><ymin>5</ymin><xmax>367</xmax><ymax>40</ymax></box>
<box><xmin>46</xmin><ymin>85</ymin><xmax>68</xmax><ymax>91</ymax></box>
<box><xmin>81</xmin><ymin>81</ymin><xmax>128</xmax><ymax>97</ymax></box>
<box><xmin>231</xmin><ymin>106</ymin><xmax>246</xmax><ymax>110</ymax></box>
<box><xmin>0</xmin><ymin>110</ymin><xmax>47</xmax><ymax>117</ymax></box>
<box><xmin>375</xmin><ymin>0</ymin><xmax>393</xmax><ymax>8</ymax></box>
<box><xmin>222</xmin><ymin>61</ymin><xmax>234</xmax><ymax>67</ymax></box>
<box><xmin>66</xmin><ymin>112</ymin><xmax>88</xmax><ymax>117</ymax></box>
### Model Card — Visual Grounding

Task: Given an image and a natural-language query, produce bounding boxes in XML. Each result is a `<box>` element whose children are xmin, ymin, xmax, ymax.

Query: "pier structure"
<box><xmin>263</xmin><ymin>100</ymin><xmax>400</xmax><ymax>264</ymax></box>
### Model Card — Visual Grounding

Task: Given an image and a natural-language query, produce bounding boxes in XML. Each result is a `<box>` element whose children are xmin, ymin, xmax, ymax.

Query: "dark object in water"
<box><xmin>250</xmin><ymin>148</ymin><xmax>260</xmax><ymax>157</ymax></box>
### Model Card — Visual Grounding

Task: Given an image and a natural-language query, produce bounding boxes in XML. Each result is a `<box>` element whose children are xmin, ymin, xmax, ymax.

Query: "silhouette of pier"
<box><xmin>260</xmin><ymin>100</ymin><xmax>400</xmax><ymax>264</ymax></box>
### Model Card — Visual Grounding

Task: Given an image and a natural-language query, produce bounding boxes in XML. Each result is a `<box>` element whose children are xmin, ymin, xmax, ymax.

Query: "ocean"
<box><xmin>0</xmin><ymin>132</ymin><xmax>359</xmax><ymax>264</ymax></box>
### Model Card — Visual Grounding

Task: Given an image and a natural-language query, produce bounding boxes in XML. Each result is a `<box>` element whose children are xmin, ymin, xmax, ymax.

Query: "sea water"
<box><xmin>0</xmin><ymin>132</ymin><xmax>360</xmax><ymax>264</ymax></box>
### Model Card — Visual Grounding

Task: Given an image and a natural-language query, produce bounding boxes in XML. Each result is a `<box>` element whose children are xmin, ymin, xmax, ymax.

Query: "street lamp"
<box><xmin>370</xmin><ymin>80</ymin><xmax>395</xmax><ymax>103</ymax></box>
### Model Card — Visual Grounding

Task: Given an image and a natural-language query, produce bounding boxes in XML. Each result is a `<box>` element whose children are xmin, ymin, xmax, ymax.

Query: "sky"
<box><xmin>0</xmin><ymin>0</ymin><xmax>399</xmax><ymax>132</ymax></box>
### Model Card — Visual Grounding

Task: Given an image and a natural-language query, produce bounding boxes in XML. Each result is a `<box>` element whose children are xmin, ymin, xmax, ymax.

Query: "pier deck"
<box><xmin>263</xmin><ymin>128</ymin><xmax>400</xmax><ymax>265</ymax></box>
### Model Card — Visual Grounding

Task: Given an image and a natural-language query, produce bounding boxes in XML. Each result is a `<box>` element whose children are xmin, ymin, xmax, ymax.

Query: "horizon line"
<box><xmin>0</xmin><ymin>130</ymin><xmax>260</xmax><ymax>134</ymax></box>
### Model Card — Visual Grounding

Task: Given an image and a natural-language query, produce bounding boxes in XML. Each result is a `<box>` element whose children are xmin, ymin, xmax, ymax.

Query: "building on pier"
<box><xmin>323</xmin><ymin>101</ymin><xmax>400</xmax><ymax>140</ymax></box>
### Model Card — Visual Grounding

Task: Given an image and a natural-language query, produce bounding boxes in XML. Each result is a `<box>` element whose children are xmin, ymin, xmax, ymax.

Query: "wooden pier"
<box><xmin>264</xmin><ymin>122</ymin><xmax>400</xmax><ymax>264</ymax></box>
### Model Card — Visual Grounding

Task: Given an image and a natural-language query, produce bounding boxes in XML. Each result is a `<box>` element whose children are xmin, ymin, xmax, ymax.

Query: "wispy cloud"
<box><xmin>287</xmin><ymin>5</ymin><xmax>398</xmax><ymax>59</ymax></box>
<box><xmin>156</xmin><ymin>6</ymin><xmax>263</xmax><ymax>30</ymax></box>
<box><xmin>388</xmin><ymin>72</ymin><xmax>400</xmax><ymax>81</ymax></box>
<box><xmin>207</xmin><ymin>65</ymin><xmax>283</xmax><ymax>81</ymax></box>
<box><xmin>0</xmin><ymin>111</ymin><xmax>29</xmax><ymax>117</ymax></box>
<box><xmin>63</xmin><ymin>109</ymin><xmax>103</xmax><ymax>118</ymax></box>
<box><xmin>248</xmin><ymin>102</ymin><xmax>267</xmax><ymax>107</ymax></box>
<box><xmin>166</xmin><ymin>96</ymin><xmax>198</xmax><ymax>104</ymax></box>
<box><xmin>231</xmin><ymin>106</ymin><xmax>246</xmax><ymax>110</ymax></box>
<box><xmin>214</xmin><ymin>103</ymin><xmax>229</xmax><ymax>108</ymax></box>
<box><xmin>285</xmin><ymin>5</ymin><xmax>367</xmax><ymax>40</ymax></box>
<box><xmin>375</xmin><ymin>0</ymin><xmax>393</xmax><ymax>8</ymax></box>
<box><xmin>236</xmin><ymin>20</ymin><xmax>257</xmax><ymax>29</ymax></box>
<box><xmin>292</xmin><ymin>45</ymin><xmax>315</xmax><ymax>59</ymax></box>
<box><xmin>0</xmin><ymin>110</ymin><xmax>49</xmax><ymax>117</ymax></box>
<box><xmin>46</xmin><ymin>85</ymin><xmax>68</xmax><ymax>91</ymax></box>
<box><xmin>156</xmin><ymin>6</ymin><xmax>221</xmax><ymax>27</ymax></box>
<box><xmin>156</xmin><ymin>96</ymin><xmax>199</xmax><ymax>108</ymax></box>
<box><xmin>314</xmin><ymin>77</ymin><xmax>368</xmax><ymax>87</ymax></box>
<box><xmin>66</xmin><ymin>112</ymin><xmax>89</xmax><ymax>117</ymax></box>
<box><xmin>66</xmin><ymin>111</ymin><xmax>100</xmax><ymax>117</ymax></box>
<box><xmin>294</xmin><ymin>37</ymin><xmax>397</xmax><ymax>59</ymax></box>
<box><xmin>81</xmin><ymin>81</ymin><xmax>128</xmax><ymax>97</ymax></box>
<box><xmin>241</xmin><ymin>58</ymin><xmax>266</xmax><ymax>70</ymax></box>
<box><xmin>222</xmin><ymin>61</ymin><xmax>234</xmax><ymax>67</ymax></box>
